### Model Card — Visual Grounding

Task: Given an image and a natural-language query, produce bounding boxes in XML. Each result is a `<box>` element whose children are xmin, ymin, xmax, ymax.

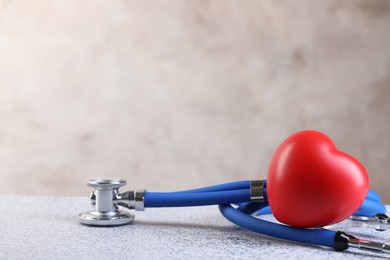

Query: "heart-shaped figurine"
<box><xmin>267</xmin><ymin>130</ymin><xmax>369</xmax><ymax>228</ymax></box>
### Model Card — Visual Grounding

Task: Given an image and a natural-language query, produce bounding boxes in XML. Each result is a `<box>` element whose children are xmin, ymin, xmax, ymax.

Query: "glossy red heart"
<box><xmin>267</xmin><ymin>130</ymin><xmax>369</xmax><ymax>228</ymax></box>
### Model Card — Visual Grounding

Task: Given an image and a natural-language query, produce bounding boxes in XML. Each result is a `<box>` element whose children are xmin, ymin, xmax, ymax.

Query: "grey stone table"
<box><xmin>0</xmin><ymin>196</ymin><xmax>389</xmax><ymax>260</ymax></box>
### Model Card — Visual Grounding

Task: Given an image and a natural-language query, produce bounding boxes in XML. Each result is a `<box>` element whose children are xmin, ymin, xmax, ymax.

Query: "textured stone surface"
<box><xmin>0</xmin><ymin>1</ymin><xmax>389</xmax><ymax>201</ymax></box>
<box><xmin>0</xmin><ymin>195</ymin><xmax>389</xmax><ymax>259</ymax></box>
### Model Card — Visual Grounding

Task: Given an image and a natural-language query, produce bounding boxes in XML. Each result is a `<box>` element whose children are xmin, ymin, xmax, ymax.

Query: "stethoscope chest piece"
<box><xmin>78</xmin><ymin>178</ymin><xmax>135</xmax><ymax>226</ymax></box>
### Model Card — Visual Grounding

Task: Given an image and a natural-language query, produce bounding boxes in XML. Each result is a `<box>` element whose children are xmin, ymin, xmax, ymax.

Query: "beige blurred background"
<box><xmin>0</xmin><ymin>0</ymin><xmax>389</xmax><ymax>202</ymax></box>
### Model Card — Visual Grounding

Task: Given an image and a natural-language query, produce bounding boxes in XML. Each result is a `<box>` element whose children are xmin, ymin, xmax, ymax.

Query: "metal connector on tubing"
<box><xmin>348</xmin><ymin>236</ymin><xmax>390</xmax><ymax>253</ymax></box>
<box><xmin>250</xmin><ymin>180</ymin><xmax>265</xmax><ymax>202</ymax></box>
<box><xmin>117</xmin><ymin>190</ymin><xmax>146</xmax><ymax>211</ymax></box>
<box><xmin>334</xmin><ymin>231</ymin><xmax>390</xmax><ymax>253</ymax></box>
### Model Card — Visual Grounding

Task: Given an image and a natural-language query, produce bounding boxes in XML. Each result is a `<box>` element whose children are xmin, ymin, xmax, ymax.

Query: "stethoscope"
<box><xmin>78</xmin><ymin>131</ymin><xmax>390</xmax><ymax>255</ymax></box>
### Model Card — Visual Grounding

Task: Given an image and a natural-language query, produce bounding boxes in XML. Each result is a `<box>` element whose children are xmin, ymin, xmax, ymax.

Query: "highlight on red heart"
<box><xmin>267</xmin><ymin>130</ymin><xmax>369</xmax><ymax>228</ymax></box>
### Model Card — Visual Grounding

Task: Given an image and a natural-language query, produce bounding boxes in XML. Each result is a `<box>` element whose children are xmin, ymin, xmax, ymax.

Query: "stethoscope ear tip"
<box><xmin>375</xmin><ymin>213</ymin><xmax>390</xmax><ymax>232</ymax></box>
<box><xmin>350</xmin><ymin>213</ymin><xmax>390</xmax><ymax>231</ymax></box>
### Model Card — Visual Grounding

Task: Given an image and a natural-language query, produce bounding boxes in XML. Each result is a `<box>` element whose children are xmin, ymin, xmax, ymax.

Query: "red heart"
<box><xmin>267</xmin><ymin>130</ymin><xmax>369</xmax><ymax>228</ymax></box>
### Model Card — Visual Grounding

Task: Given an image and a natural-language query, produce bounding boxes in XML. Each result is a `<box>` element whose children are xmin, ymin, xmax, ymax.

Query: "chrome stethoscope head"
<box><xmin>78</xmin><ymin>178</ymin><xmax>145</xmax><ymax>226</ymax></box>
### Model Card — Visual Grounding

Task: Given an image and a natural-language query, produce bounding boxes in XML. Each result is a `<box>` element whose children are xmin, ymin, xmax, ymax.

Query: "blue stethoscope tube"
<box><xmin>219</xmin><ymin>202</ymin><xmax>336</xmax><ymax>248</ymax></box>
<box><xmin>144</xmin><ymin>180</ymin><xmax>252</xmax><ymax>207</ymax></box>
<box><xmin>144</xmin><ymin>181</ymin><xmax>385</xmax><ymax>214</ymax></box>
<box><xmin>143</xmin><ymin>180</ymin><xmax>387</xmax><ymax>251</ymax></box>
<box><xmin>144</xmin><ymin>189</ymin><xmax>250</xmax><ymax>207</ymax></box>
